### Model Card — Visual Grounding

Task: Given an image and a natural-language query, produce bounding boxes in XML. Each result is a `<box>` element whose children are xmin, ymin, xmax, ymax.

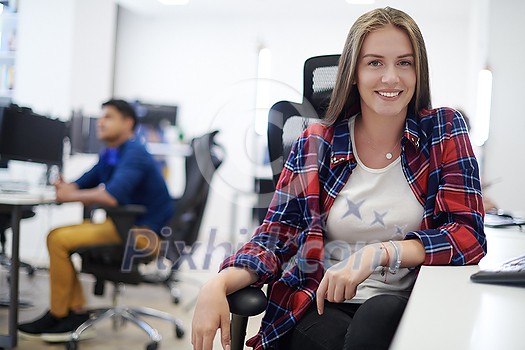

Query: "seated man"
<box><xmin>18</xmin><ymin>99</ymin><xmax>174</xmax><ymax>341</ymax></box>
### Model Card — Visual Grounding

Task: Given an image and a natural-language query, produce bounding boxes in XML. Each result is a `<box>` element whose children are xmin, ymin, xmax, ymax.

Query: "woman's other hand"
<box><xmin>316</xmin><ymin>244</ymin><xmax>384</xmax><ymax>314</ymax></box>
<box><xmin>191</xmin><ymin>277</ymin><xmax>231</xmax><ymax>350</ymax></box>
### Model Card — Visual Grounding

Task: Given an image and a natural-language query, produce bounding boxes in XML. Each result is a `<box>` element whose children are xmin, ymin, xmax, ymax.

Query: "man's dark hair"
<box><xmin>102</xmin><ymin>99</ymin><xmax>138</xmax><ymax>130</ymax></box>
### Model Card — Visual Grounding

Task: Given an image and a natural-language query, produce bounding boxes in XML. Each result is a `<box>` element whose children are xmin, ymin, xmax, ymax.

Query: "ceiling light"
<box><xmin>158</xmin><ymin>0</ymin><xmax>189</xmax><ymax>5</ymax></box>
<box><xmin>472</xmin><ymin>69</ymin><xmax>493</xmax><ymax>146</ymax></box>
<box><xmin>346</xmin><ymin>0</ymin><xmax>375</xmax><ymax>4</ymax></box>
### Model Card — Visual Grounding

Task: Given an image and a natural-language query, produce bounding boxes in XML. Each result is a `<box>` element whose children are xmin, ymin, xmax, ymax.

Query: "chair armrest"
<box><xmin>105</xmin><ymin>205</ymin><xmax>147</xmax><ymax>241</ymax></box>
<box><xmin>104</xmin><ymin>204</ymin><xmax>147</xmax><ymax>216</ymax></box>
<box><xmin>227</xmin><ymin>286</ymin><xmax>267</xmax><ymax>317</ymax></box>
<box><xmin>84</xmin><ymin>204</ymin><xmax>147</xmax><ymax>241</ymax></box>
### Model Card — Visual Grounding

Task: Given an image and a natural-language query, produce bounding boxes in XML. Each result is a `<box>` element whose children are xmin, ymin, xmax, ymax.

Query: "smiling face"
<box><xmin>356</xmin><ymin>23</ymin><xmax>416</xmax><ymax>120</ymax></box>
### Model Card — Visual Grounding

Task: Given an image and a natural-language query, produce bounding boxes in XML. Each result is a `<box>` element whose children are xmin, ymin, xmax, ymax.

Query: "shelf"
<box><xmin>0</xmin><ymin>2</ymin><xmax>16</xmax><ymax>97</ymax></box>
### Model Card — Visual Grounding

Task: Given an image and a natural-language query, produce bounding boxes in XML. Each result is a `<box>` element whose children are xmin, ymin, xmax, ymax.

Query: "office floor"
<box><xmin>0</xmin><ymin>266</ymin><xmax>263</xmax><ymax>350</ymax></box>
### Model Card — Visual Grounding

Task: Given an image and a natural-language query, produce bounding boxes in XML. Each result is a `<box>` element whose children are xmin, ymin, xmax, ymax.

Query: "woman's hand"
<box><xmin>316</xmin><ymin>243</ymin><xmax>384</xmax><ymax>314</ymax></box>
<box><xmin>191</xmin><ymin>267</ymin><xmax>258</xmax><ymax>350</ymax></box>
<box><xmin>191</xmin><ymin>277</ymin><xmax>231</xmax><ymax>350</ymax></box>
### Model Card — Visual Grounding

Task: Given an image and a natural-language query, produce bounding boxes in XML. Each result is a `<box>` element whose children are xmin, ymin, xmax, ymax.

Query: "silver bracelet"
<box><xmin>388</xmin><ymin>240</ymin><xmax>401</xmax><ymax>274</ymax></box>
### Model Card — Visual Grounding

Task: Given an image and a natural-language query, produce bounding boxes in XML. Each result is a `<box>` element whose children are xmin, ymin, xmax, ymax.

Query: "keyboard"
<box><xmin>470</xmin><ymin>254</ymin><xmax>525</xmax><ymax>286</ymax></box>
<box><xmin>484</xmin><ymin>211</ymin><xmax>525</xmax><ymax>228</ymax></box>
<box><xmin>0</xmin><ymin>180</ymin><xmax>30</xmax><ymax>193</ymax></box>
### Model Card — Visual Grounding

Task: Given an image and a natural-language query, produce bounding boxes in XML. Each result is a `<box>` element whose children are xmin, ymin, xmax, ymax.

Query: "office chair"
<box><xmin>161</xmin><ymin>130</ymin><xmax>224</xmax><ymax>305</ymax></box>
<box><xmin>65</xmin><ymin>131</ymin><xmax>223</xmax><ymax>350</ymax></box>
<box><xmin>227</xmin><ymin>54</ymin><xmax>340</xmax><ymax>350</ymax></box>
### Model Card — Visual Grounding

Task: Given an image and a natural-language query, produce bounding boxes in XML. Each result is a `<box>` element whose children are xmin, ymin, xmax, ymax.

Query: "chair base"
<box><xmin>65</xmin><ymin>306</ymin><xmax>184</xmax><ymax>350</ymax></box>
<box><xmin>0</xmin><ymin>252</ymin><xmax>37</xmax><ymax>276</ymax></box>
<box><xmin>164</xmin><ymin>271</ymin><xmax>203</xmax><ymax>311</ymax></box>
<box><xmin>0</xmin><ymin>253</ymin><xmax>37</xmax><ymax>308</ymax></box>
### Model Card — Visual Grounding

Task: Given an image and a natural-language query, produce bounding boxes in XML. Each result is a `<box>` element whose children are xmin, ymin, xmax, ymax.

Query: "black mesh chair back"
<box><xmin>267</xmin><ymin>54</ymin><xmax>340</xmax><ymax>185</ymax></box>
<box><xmin>304</xmin><ymin>54</ymin><xmax>341</xmax><ymax>117</ymax></box>
<box><xmin>164</xmin><ymin>130</ymin><xmax>223</xmax><ymax>267</ymax></box>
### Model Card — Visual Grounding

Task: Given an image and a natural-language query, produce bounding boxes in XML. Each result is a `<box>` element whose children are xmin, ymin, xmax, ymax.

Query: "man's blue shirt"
<box><xmin>75</xmin><ymin>138</ymin><xmax>173</xmax><ymax>233</ymax></box>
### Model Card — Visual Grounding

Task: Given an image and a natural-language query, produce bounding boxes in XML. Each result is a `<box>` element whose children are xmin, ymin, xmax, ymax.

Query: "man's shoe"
<box><xmin>18</xmin><ymin>311</ymin><xmax>62</xmax><ymax>340</ymax></box>
<box><xmin>41</xmin><ymin>312</ymin><xmax>95</xmax><ymax>343</ymax></box>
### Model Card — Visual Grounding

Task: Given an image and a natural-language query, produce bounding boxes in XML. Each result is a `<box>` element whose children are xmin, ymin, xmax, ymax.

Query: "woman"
<box><xmin>192</xmin><ymin>7</ymin><xmax>486</xmax><ymax>350</ymax></box>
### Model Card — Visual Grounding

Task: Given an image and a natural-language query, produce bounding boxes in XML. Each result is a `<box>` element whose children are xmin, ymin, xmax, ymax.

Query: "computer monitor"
<box><xmin>0</xmin><ymin>105</ymin><xmax>67</xmax><ymax>167</ymax></box>
<box><xmin>132</xmin><ymin>101</ymin><xmax>178</xmax><ymax>128</ymax></box>
<box><xmin>68</xmin><ymin>101</ymin><xmax>177</xmax><ymax>155</ymax></box>
<box><xmin>68</xmin><ymin>110</ymin><xmax>103</xmax><ymax>154</ymax></box>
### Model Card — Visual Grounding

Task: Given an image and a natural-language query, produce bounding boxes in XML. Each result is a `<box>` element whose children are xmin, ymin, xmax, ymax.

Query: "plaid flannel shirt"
<box><xmin>220</xmin><ymin>107</ymin><xmax>486</xmax><ymax>350</ymax></box>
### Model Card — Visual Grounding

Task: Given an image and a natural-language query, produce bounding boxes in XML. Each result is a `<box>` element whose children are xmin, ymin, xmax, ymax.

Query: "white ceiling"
<box><xmin>115</xmin><ymin>0</ymin><xmax>470</xmax><ymax>20</ymax></box>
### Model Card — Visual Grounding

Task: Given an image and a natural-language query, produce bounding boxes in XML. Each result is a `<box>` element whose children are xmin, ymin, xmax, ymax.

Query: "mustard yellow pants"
<box><xmin>46</xmin><ymin>220</ymin><xmax>159</xmax><ymax>317</ymax></box>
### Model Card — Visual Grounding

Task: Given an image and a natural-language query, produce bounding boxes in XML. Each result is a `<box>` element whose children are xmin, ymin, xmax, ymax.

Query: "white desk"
<box><xmin>0</xmin><ymin>192</ymin><xmax>55</xmax><ymax>349</ymax></box>
<box><xmin>391</xmin><ymin>226</ymin><xmax>525</xmax><ymax>350</ymax></box>
<box><xmin>146</xmin><ymin>142</ymin><xmax>192</xmax><ymax>157</ymax></box>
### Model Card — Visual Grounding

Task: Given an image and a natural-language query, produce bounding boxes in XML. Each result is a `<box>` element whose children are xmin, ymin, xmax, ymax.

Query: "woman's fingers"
<box><xmin>326</xmin><ymin>273</ymin><xmax>337</xmax><ymax>302</ymax></box>
<box><xmin>220</xmin><ymin>310</ymin><xmax>231</xmax><ymax>350</ymax></box>
<box><xmin>202</xmin><ymin>334</ymin><xmax>214</xmax><ymax>350</ymax></box>
<box><xmin>192</xmin><ymin>332</ymin><xmax>202</xmax><ymax>350</ymax></box>
<box><xmin>316</xmin><ymin>276</ymin><xmax>328</xmax><ymax>315</ymax></box>
<box><xmin>332</xmin><ymin>281</ymin><xmax>347</xmax><ymax>303</ymax></box>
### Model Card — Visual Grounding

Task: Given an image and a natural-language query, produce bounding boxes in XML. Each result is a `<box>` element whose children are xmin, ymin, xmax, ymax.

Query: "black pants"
<box><xmin>278</xmin><ymin>294</ymin><xmax>408</xmax><ymax>350</ymax></box>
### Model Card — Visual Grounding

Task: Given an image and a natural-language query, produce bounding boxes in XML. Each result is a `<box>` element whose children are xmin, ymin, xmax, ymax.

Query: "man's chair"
<box><xmin>226</xmin><ymin>54</ymin><xmax>340</xmax><ymax>350</ymax></box>
<box><xmin>65</xmin><ymin>131</ymin><xmax>223</xmax><ymax>350</ymax></box>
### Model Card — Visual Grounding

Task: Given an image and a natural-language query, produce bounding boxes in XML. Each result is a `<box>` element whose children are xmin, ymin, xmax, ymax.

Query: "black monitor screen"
<box><xmin>133</xmin><ymin>102</ymin><xmax>177</xmax><ymax>128</ymax></box>
<box><xmin>68</xmin><ymin>111</ymin><xmax>102</xmax><ymax>154</ymax></box>
<box><xmin>0</xmin><ymin>105</ymin><xmax>66</xmax><ymax>166</ymax></box>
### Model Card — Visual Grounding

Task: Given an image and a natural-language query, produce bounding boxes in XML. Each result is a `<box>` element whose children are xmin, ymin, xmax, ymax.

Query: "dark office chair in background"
<box><xmin>161</xmin><ymin>130</ymin><xmax>224</xmax><ymax>304</ymax></box>
<box><xmin>65</xmin><ymin>131</ymin><xmax>223</xmax><ymax>350</ymax></box>
<box><xmin>227</xmin><ymin>54</ymin><xmax>340</xmax><ymax>350</ymax></box>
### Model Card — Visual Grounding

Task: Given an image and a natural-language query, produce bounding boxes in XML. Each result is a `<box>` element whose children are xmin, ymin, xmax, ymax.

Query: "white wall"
<box><xmin>483</xmin><ymin>0</ymin><xmax>525</xmax><ymax>216</ymax></box>
<box><xmin>14</xmin><ymin>0</ymin><xmax>75</xmax><ymax>118</ymax></box>
<box><xmin>14</xmin><ymin>0</ymin><xmax>117</xmax><ymax>118</ymax></box>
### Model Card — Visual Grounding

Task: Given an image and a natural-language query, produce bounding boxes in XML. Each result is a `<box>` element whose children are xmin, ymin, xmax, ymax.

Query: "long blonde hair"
<box><xmin>324</xmin><ymin>7</ymin><xmax>431</xmax><ymax>125</ymax></box>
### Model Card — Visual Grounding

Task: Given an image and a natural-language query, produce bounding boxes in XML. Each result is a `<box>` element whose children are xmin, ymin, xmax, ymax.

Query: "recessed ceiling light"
<box><xmin>158</xmin><ymin>0</ymin><xmax>189</xmax><ymax>5</ymax></box>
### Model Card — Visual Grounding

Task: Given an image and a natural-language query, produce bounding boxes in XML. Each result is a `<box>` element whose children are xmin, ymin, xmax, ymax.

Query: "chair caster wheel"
<box><xmin>65</xmin><ymin>340</ymin><xmax>78</xmax><ymax>350</ymax></box>
<box><xmin>146</xmin><ymin>341</ymin><xmax>159</xmax><ymax>350</ymax></box>
<box><xmin>175</xmin><ymin>326</ymin><xmax>184</xmax><ymax>339</ymax></box>
<box><xmin>26</xmin><ymin>267</ymin><xmax>35</xmax><ymax>276</ymax></box>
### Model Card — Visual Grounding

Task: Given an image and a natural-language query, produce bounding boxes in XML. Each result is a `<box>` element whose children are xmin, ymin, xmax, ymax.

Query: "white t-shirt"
<box><xmin>325</xmin><ymin>116</ymin><xmax>424</xmax><ymax>302</ymax></box>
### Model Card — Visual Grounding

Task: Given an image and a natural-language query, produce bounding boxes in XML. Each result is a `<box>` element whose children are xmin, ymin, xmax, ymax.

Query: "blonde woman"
<box><xmin>192</xmin><ymin>7</ymin><xmax>486</xmax><ymax>350</ymax></box>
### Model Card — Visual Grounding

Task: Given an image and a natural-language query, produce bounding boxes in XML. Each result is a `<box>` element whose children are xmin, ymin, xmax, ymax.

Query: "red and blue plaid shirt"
<box><xmin>221</xmin><ymin>107</ymin><xmax>486</xmax><ymax>350</ymax></box>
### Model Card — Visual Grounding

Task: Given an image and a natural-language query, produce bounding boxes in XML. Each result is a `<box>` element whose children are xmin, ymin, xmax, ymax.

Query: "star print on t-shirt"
<box><xmin>371</xmin><ymin>210</ymin><xmax>388</xmax><ymax>227</ymax></box>
<box><xmin>394</xmin><ymin>224</ymin><xmax>407</xmax><ymax>237</ymax></box>
<box><xmin>341</xmin><ymin>198</ymin><xmax>365</xmax><ymax>220</ymax></box>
